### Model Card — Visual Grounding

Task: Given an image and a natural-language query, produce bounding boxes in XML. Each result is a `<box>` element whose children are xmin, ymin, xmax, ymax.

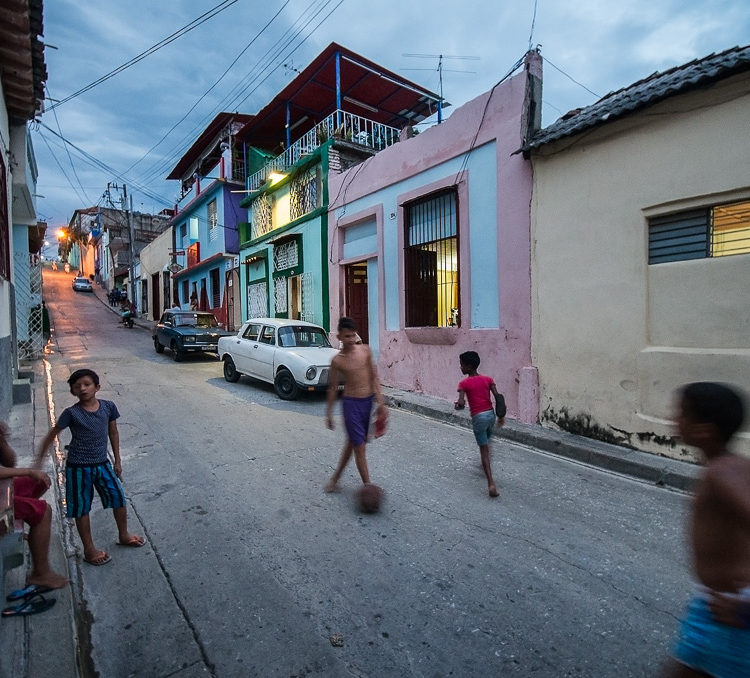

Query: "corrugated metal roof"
<box><xmin>527</xmin><ymin>43</ymin><xmax>750</xmax><ymax>150</ymax></box>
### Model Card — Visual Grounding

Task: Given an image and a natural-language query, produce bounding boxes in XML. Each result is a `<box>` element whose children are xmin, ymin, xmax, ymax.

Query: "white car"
<box><xmin>72</xmin><ymin>276</ymin><xmax>93</xmax><ymax>292</ymax></box>
<box><xmin>218</xmin><ymin>318</ymin><xmax>339</xmax><ymax>400</ymax></box>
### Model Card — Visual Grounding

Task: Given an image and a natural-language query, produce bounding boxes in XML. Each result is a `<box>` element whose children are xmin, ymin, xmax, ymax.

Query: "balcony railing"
<box><xmin>247</xmin><ymin>110</ymin><xmax>400</xmax><ymax>191</ymax></box>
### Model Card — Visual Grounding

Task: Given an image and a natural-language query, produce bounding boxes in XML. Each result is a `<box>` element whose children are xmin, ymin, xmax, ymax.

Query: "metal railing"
<box><xmin>247</xmin><ymin>110</ymin><xmax>400</xmax><ymax>191</ymax></box>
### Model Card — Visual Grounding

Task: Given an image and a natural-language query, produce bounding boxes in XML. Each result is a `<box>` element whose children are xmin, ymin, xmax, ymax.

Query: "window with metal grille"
<box><xmin>210</xmin><ymin>267</ymin><xmax>220</xmax><ymax>308</ymax></box>
<box><xmin>0</xmin><ymin>154</ymin><xmax>9</xmax><ymax>279</ymax></box>
<box><xmin>208</xmin><ymin>199</ymin><xmax>218</xmax><ymax>242</ymax></box>
<box><xmin>404</xmin><ymin>189</ymin><xmax>460</xmax><ymax>327</ymax></box>
<box><xmin>648</xmin><ymin>199</ymin><xmax>750</xmax><ymax>264</ymax></box>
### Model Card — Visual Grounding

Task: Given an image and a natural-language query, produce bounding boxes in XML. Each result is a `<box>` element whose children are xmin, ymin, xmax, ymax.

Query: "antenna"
<box><xmin>402</xmin><ymin>53</ymin><xmax>479</xmax><ymax>124</ymax></box>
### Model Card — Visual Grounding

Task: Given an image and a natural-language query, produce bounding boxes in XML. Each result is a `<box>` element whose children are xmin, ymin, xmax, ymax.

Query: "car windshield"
<box><xmin>174</xmin><ymin>313</ymin><xmax>218</xmax><ymax>328</ymax></box>
<box><xmin>277</xmin><ymin>326</ymin><xmax>332</xmax><ymax>348</ymax></box>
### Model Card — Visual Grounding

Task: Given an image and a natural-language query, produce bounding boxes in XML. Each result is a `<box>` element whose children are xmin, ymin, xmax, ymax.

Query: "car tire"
<box><xmin>274</xmin><ymin>368</ymin><xmax>299</xmax><ymax>400</ymax></box>
<box><xmin>154</xmin><ymin>337</ymin><xmax>164</xmax><ymax>354</ymax></box>
<box><xmin>171</xmin><ymin>343</ymin><xmax>183</xmax><ymax>362</ymax></box>
<box><xmin>223</xmin><ymin>357</ymin><xmax>240</xmax><ymax>383</ymax></box>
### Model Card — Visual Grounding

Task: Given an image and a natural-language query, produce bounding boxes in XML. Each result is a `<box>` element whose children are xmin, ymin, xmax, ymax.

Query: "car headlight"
<box><xmin>184</xmin><ymin>336</ymin><xmax>196</xmax><ymax>343</ymax></box>
<box><xmin>306</xmin><ymin>366</ymin><xmax>317</xmax><ymax>380</ymax></box>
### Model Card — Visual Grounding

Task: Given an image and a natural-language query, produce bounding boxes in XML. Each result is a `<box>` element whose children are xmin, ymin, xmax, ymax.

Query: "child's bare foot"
<box><xmin>324</xmin><ymin>479</ymin><xmax>338</xmax><ymax>493</ymax></box>
<box><xmin>488</xmin><ymin>484</ymin><xmax>499</xmax><ymax>498</ymax></box>
<box><xmin>27</xmin><ymin>572</ymin><xmax>70</xmax><ymax>590</ymax></box>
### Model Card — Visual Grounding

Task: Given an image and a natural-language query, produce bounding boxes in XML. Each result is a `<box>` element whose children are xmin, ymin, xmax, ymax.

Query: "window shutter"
<box><xmin>648</xmin><ymin>209</ymin><xmax>709</xmax><ymax>264</ymax></box>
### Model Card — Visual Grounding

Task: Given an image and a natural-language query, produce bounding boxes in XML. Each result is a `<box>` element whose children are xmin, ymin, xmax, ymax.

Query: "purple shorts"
<box><xmin>342</xmin><ymin>395</ymin><xmax>374</xmax><ymax>446</ymax></box>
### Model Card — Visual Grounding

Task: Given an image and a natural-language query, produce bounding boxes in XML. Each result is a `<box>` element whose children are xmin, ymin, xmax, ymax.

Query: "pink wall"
<box><xmin>328</xmin><ymin>54</ymin><xmax>540</xmax><ymax>423</ymax></box>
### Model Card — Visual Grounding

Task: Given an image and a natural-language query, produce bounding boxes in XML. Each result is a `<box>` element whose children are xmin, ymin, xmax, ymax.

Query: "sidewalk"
<box><xmin>91</xmin><ymin>279</ymin><xmax>699</xmax><ymax>494</ymax></box>
<box><xmin>0</xmin><ymin>361</ymin><xmax>79</xmax><ymax>678</ymax></box>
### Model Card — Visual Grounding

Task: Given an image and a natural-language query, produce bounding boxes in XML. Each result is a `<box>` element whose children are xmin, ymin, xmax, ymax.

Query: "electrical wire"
<box><xmin>135</xmin><ymin>0</ymin><xmax>345</xmax><ymax>187</ymax></box>
<box><xmin>527</xmin><ymin>0</ymin><xmax>539</xmax><ymax>51</ymax></box>
<box><xmin>47</xmin><ymin>0</ymin><xmax>239</xmax><ymax>111</ymax></box>
<box><xmin>36</xmin><ymin>129</ymin><xmax>89</xmax><ymax>206</ymax></box>
<box><xmin>543</xmin><ymin>56</ymin><xmax>601</xmax><ymax>99</ymax></box>
<box><xmin>125</xmin><ymin>0</ymin><xmax>293</xmax><ymax>174</ymax></box>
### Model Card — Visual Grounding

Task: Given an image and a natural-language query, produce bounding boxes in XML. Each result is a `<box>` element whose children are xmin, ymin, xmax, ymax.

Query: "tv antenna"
<box><xmin>402</xmin><ymin>53</ymin><xmax>479</xmax><ymax>123</ymax></box>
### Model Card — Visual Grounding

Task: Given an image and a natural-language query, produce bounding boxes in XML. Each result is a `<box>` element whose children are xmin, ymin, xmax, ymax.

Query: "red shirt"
<box><xmin>458</xmin><ymin>374</ymin><xmax>495</xmax><ymax>416</ymax></box>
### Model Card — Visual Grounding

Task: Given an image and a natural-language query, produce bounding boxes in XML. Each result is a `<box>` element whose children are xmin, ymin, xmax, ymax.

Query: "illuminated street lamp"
<box><xmin>57</xmin><ymin>228</ymin><xmax>67</xmax><ymax>240</ymax></box>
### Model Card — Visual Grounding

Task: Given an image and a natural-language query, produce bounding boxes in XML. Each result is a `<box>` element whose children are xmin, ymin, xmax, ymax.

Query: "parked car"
<box><xmin>153</xmin><ymin>310</ymin><xmax>233</xmax><ymax>362</ymax></box>
<box><xmin>72</xmin><ymin>276</ymin><xmax>93</xmax><ymax>292</ymax></box>
<box><xmin>218</xmin><ymin>318</ymin><xmax>339</xmax><ymax>400</ymax></box>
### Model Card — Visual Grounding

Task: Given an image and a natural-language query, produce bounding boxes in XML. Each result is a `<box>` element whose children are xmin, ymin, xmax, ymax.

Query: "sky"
<box><xmin>32</xmin><ymin>0</ymin><xmax>750</xmax><ymax>242</ymax></box>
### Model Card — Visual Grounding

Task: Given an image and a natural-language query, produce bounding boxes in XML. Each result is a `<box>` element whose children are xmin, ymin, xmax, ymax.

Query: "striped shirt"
<box><xmin>56</xmin><ymin>399</ymin><xmax>120</xmax><ymax>465</ymax></box>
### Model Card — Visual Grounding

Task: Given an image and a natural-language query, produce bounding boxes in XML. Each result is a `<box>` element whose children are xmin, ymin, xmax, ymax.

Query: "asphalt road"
<box><xmin>42</xmin><ymin>269</ymin><xmax>693</xmax><ymax>678</ymax></box>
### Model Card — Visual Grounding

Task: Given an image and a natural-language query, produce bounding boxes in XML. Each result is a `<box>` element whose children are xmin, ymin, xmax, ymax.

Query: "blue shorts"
<box><xmin>342</xmin><ymin>395</ymin><xmax>373</xmax><ymax>446</ymax></box>
<box><xmin>672</xmin><ymin>594</ymin><xmax>750</xmax><ymax>677</ymax></box>
<box><xmin>471</xmin><ymin>409</ymin><xmax>496</xmax><ymax>446</ymax></box>
<box><xmin>65</xmin><ymin>462</ymin><xmax>126</xmax><ymax>518</ymax></box>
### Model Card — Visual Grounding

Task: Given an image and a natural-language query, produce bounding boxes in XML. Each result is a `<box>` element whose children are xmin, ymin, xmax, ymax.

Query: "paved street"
<box><xmin>37</xmin><ymin>269</ymin><xmax>693</xmax><ymax>677</ymax></box>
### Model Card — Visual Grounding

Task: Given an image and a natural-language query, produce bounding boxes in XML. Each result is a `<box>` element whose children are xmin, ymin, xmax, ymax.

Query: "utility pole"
<box><xmin>127</xmin><ymin>188</ymin><xmax>136</xmax><ymax>306</ymax></box>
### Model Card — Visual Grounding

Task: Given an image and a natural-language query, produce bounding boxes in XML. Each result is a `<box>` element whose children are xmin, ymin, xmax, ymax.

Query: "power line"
<box><xmin>125</xmin><ymin>0</ymin><xmax>293</xmax><ymax>174</ymax></box>
<box><xmin>48</xmin><ymin>0</ymin><xmax>239</xmax><ymax>110</ymax></box>
<box><xmin>543</xmin><ymin>56</ymin><xmax>601</xmax><ymax>99</ymax></box>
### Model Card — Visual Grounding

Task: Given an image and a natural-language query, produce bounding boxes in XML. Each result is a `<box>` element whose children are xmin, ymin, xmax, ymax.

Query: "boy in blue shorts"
<box><xmin>36</xmin><ymin>369</ymin><xmax>144</xmax><ymax>566</ymax></box>
<box><xmin>454</xmin><ymin>351</ymin><xmax>506</xmax><ymax>498</ymax></box>
<box><xmin>662</xmin><ymin>382</ymin><xmax>750</xmax><ymax>677</ymax></box>
<box><xmin>324</xmin><ymin>317</ymin><xmax>387</xmax><ymax>493</ymax></box>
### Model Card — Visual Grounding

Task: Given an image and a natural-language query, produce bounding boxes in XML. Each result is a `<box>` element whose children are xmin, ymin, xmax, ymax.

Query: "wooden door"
<box><xmin>345</xmin><ymin>262</ymin><xmax>369</xmax><ymax>344</ymax></box>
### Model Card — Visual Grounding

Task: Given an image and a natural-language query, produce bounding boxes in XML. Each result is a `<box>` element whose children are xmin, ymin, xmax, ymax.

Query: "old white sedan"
<box><xmin>218</xmin><ymin>318</ymin><xmax>339</xmax><ymax>400</ymax></box>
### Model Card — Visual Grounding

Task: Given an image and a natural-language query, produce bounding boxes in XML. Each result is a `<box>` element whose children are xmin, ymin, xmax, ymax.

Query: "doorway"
<box><xmin>151</xmin><ymin>273</ymin><xmax>160</xmax><ymax>320</ymax></box>
<box><xmin>345</xmin><ymin>262</ymin><xmax>369</xmax><ymax>344</ymax></box>
<box><xmin>288</xmin><ymin>274</ymin><xmax>302</xmax><ymax>320</ymax></box>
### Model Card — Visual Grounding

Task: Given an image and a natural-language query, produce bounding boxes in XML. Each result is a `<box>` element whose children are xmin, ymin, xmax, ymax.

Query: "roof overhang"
<box><xmin>0</xmin><ymin>0</ymin><xmax>47</xmax><ymax>122</ymax></box>
<box><xmin>237</xmin><ymin>42</ymin><xmax>445</xmax><ymax>149</ymax></box>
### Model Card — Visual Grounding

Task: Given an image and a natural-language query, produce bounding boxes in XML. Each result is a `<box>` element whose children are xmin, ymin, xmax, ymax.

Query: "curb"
<box><xmin>383</xmin><ymin>390</ymin><xmax>699</xmax><ymax>493</ymax></box>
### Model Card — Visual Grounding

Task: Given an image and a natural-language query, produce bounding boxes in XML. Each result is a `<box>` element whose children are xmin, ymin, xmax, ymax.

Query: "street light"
<box><xmin>57</xmin><ymin>228</ymin><xmax>67</xmax><ymax>240</ymax></box>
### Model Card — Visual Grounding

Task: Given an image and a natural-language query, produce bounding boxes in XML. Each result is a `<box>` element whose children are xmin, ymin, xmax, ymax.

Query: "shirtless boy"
<box><xmin>324</xmin><ymin>317</ymin><xmax>386</xmax><ymax>492</ymax></box>
<box><xmin>663</xmin><ymin>382</ymin><xmax>750</xmax><ymax>677</ymax></box>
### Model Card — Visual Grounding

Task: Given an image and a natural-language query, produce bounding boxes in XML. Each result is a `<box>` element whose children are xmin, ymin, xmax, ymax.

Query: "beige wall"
<box><xmin>138</xmin><ymin>228</ymin><xmax>173</xmax><ymax>319</ymax></box>
<box><xmin>531</xmin><ymin>74</ymin><xmax>750</xmax><ymax>459</ymax></box>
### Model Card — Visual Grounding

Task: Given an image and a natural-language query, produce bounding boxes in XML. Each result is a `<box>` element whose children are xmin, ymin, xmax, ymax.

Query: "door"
<box><xmin>288</xmin><ymin>275</ymin><xmax>302</xmax><ymax>320</ymax></box>
<box><xmin>345</xmin><ymin>262</ymin><xmax>369</xmax><ymax>344</ymax></box>
<box><xmin>233</xmin><ymin>322</ymin><xmax>262</xmax><ymax>374</ymax></box>
<box><xmin>151</xmin><ymin>272</ymin><xmax>160</xmax><ymax>320</ymax></box>
<box><xmin>252</xmin><ymin>324</ymin><xmax>277</xmax><ymax>381</ymax></box>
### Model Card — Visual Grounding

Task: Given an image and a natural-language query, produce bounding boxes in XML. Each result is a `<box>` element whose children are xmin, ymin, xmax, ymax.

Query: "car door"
<box><xmin>157</xmin><ymin>313</ymin><xmax>173</xmax><ymax>346</ymax></box>
<box><xmin>232</xmin><ymin>322</ymin><xmax>262</xmax><ymax>374</ymax></box>
<box><xmin>251</xmin><ymin>324</ymin><xmax>277</xmax><ymax>382</ymax></box>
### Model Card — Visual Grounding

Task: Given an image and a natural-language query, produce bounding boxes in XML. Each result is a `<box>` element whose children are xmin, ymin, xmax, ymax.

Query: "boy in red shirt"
<box><xmin>454</xmin><ymin>351</ymin><xmax>506</xmax><ymax>498</ymax></box>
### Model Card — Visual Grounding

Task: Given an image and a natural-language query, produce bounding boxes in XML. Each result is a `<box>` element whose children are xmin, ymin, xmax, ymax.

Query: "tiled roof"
<box><xmin>527</xmin><ymin>43</ymin><xmax>750</xmax><ymax>150</ymax></box>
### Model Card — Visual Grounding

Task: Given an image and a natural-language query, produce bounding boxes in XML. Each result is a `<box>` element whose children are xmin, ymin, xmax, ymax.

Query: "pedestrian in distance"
<box><xmin>0</xmin><ymin>422</ymin><xmax>69</xmax><ymax>591</ymax></box>
<box><xmin>454</xmin><ymin>350</ymin><xmax>506</xmax><ymax>498</ymax></box>
<box><xmin>661</xmin><ymin>382</ymin><xmax>750</xmax><ymax>677</ymax></box>
<box><xmin>36</xmin><ymin>369</ymin><xmax>145</xmax><ymax>567</ymax></box>
<box><xmin>324</xmin><ymin>317</ymin><xmax>387</xmax><ymax>493</ymax></box>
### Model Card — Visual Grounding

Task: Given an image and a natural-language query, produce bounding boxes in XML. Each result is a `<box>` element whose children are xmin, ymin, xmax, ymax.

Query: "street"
<box><xmin>41</xmin><ymin>268</ymin><xmax>693</xmax><ymax>678</ymax></box>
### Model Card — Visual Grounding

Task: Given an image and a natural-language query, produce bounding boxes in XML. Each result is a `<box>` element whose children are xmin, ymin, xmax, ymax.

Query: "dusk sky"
<box><xmin>34</xmin><ymin>0</ymin><xmax>750</xmax><ymax>236</ymax></box>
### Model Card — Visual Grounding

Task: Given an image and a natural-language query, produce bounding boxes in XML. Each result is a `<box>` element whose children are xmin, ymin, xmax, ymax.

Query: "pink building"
<box><xmin>327</xmin><ymin>51</ymin><xmax>542</xmax><ymax>423</ymax></box>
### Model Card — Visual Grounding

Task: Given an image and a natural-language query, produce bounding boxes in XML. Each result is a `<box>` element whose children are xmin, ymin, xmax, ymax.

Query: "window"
<box><xmin>243</xmin><ymin>323</ymin><xmax>262</xmax><ymax>341</ymax></box>
<box><xmin>648</xmin><ymin>199</ymin><xmax>750</xmax><ymax>264</ymax></box>
<box><xmin>0</xmin><ymin>154</ymin><xmax>8</xmax><ymax>279</ymax></box>
<box><xmin>181</xmin><ymin>280</ymin><xmax>189</xmax><ymax>304</ymax></box>
<box><xmin>210</xmin><ymin>267</ymin><xmax>220</xmax><ymax>308</ymax></box>
<box><xmin>404</xmin><ymin>189</ymin><xmax>459</xmax><ymax>327</ymax></box>
<box><xmin>259</xmin><ymin>326</ymin><xmax>275</xmax><ymax>344</ymax></box>
<box><xmin>208</xmin><ymin>199</ymin><xmax>218</xmax><ymax>242</ymax></box>
<box><xmin>180</xmin><ymin>223</ymin><xmax>187</xmax><ymax>247</ymax></box>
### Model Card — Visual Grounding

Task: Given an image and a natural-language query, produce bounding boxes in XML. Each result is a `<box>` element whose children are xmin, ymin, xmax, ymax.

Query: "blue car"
<box><xmin>153</xmin><ymin>310</ymin><xmax>233</xmax><ymax>362</ymax></box>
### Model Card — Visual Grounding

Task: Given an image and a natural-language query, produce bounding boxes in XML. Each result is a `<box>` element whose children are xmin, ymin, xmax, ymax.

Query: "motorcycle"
<box><xmin>119</xmin><ymin>306</ymin><xmax>135</xmax><ymax>328</ymax></box>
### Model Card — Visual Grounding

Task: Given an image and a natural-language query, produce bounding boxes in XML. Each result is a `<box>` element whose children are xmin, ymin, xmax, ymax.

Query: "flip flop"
<box><xmin>2</xmin><ymin>597</ymin><xmax>56</xmax><ymax>617</ymax></box>
<box><xmin>117</xmin><ymin>536</ymin><xmax>145</xmax><ymax>548</ymax></box>
<box><xmin>83</xmin><ymin>552</ymin><xmax>111</xmax><ymax>566</ymax></box>
<box><xmin>6</xmin><ymin>584</ymin><xmax>53</xmax><ymax>602</ymax></box>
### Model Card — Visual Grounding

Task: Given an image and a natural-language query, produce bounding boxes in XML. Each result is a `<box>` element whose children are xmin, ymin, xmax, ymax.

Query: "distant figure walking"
<box><xmin>454</xmin><ymin>351</ymin><xmax>506</xmax><ymax>498</ymax></box>
<box><xmin>36</xmin><ymin>369</ymin><xmax>145</xmax><ymax>567</ymax></box>
<box><xmin>661</xmin><ymin>382</ymin><xmax>750</xmax><ymax>677</ymax></box>
<box><xmin>324</xmin><ymin>317</ymin><xmax>387</xmax><ymax>493</ymax></box>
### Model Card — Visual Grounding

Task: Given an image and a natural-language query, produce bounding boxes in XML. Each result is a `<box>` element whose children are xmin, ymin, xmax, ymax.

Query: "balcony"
<box><xmin>247</xmin><ymin>109</ymin><xmax>400</xmax><ymax>191</ymax></box>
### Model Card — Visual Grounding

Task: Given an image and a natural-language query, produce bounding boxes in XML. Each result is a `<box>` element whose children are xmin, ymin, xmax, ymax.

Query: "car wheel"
<box><xmin>223</xmin><ymin>357</ymin><xmax>240</xmax><ymax>383</ymax></box>
<box><xmin>171</xmin><ymin>343</ymin><xmax>183</xmax><ymax>362</ymax></box>
<box><xmin>274</xmin><ymin>368</ymin><xmax>299</xmax><ymax>400</ymax></box>
<box><xmin>154</xmin><ymin>337</ymin><xmax>164</xmax><ymax>353</ymax></box>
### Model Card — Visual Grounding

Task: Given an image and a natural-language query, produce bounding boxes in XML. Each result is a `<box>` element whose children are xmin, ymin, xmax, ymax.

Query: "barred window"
<box><xmin>649</xmin><ymin>199</ymin><xmax>750</xmax><ymax>264</ymax></box>
<box><xmin>208</xmin><ymin>199</ymin><xmax>218</xmax><ymax>242</ymax></box>
<box><xmin>404</xmin><ymin>189</ymin><xmax>460</xmax><ymax>327</ymax></box>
